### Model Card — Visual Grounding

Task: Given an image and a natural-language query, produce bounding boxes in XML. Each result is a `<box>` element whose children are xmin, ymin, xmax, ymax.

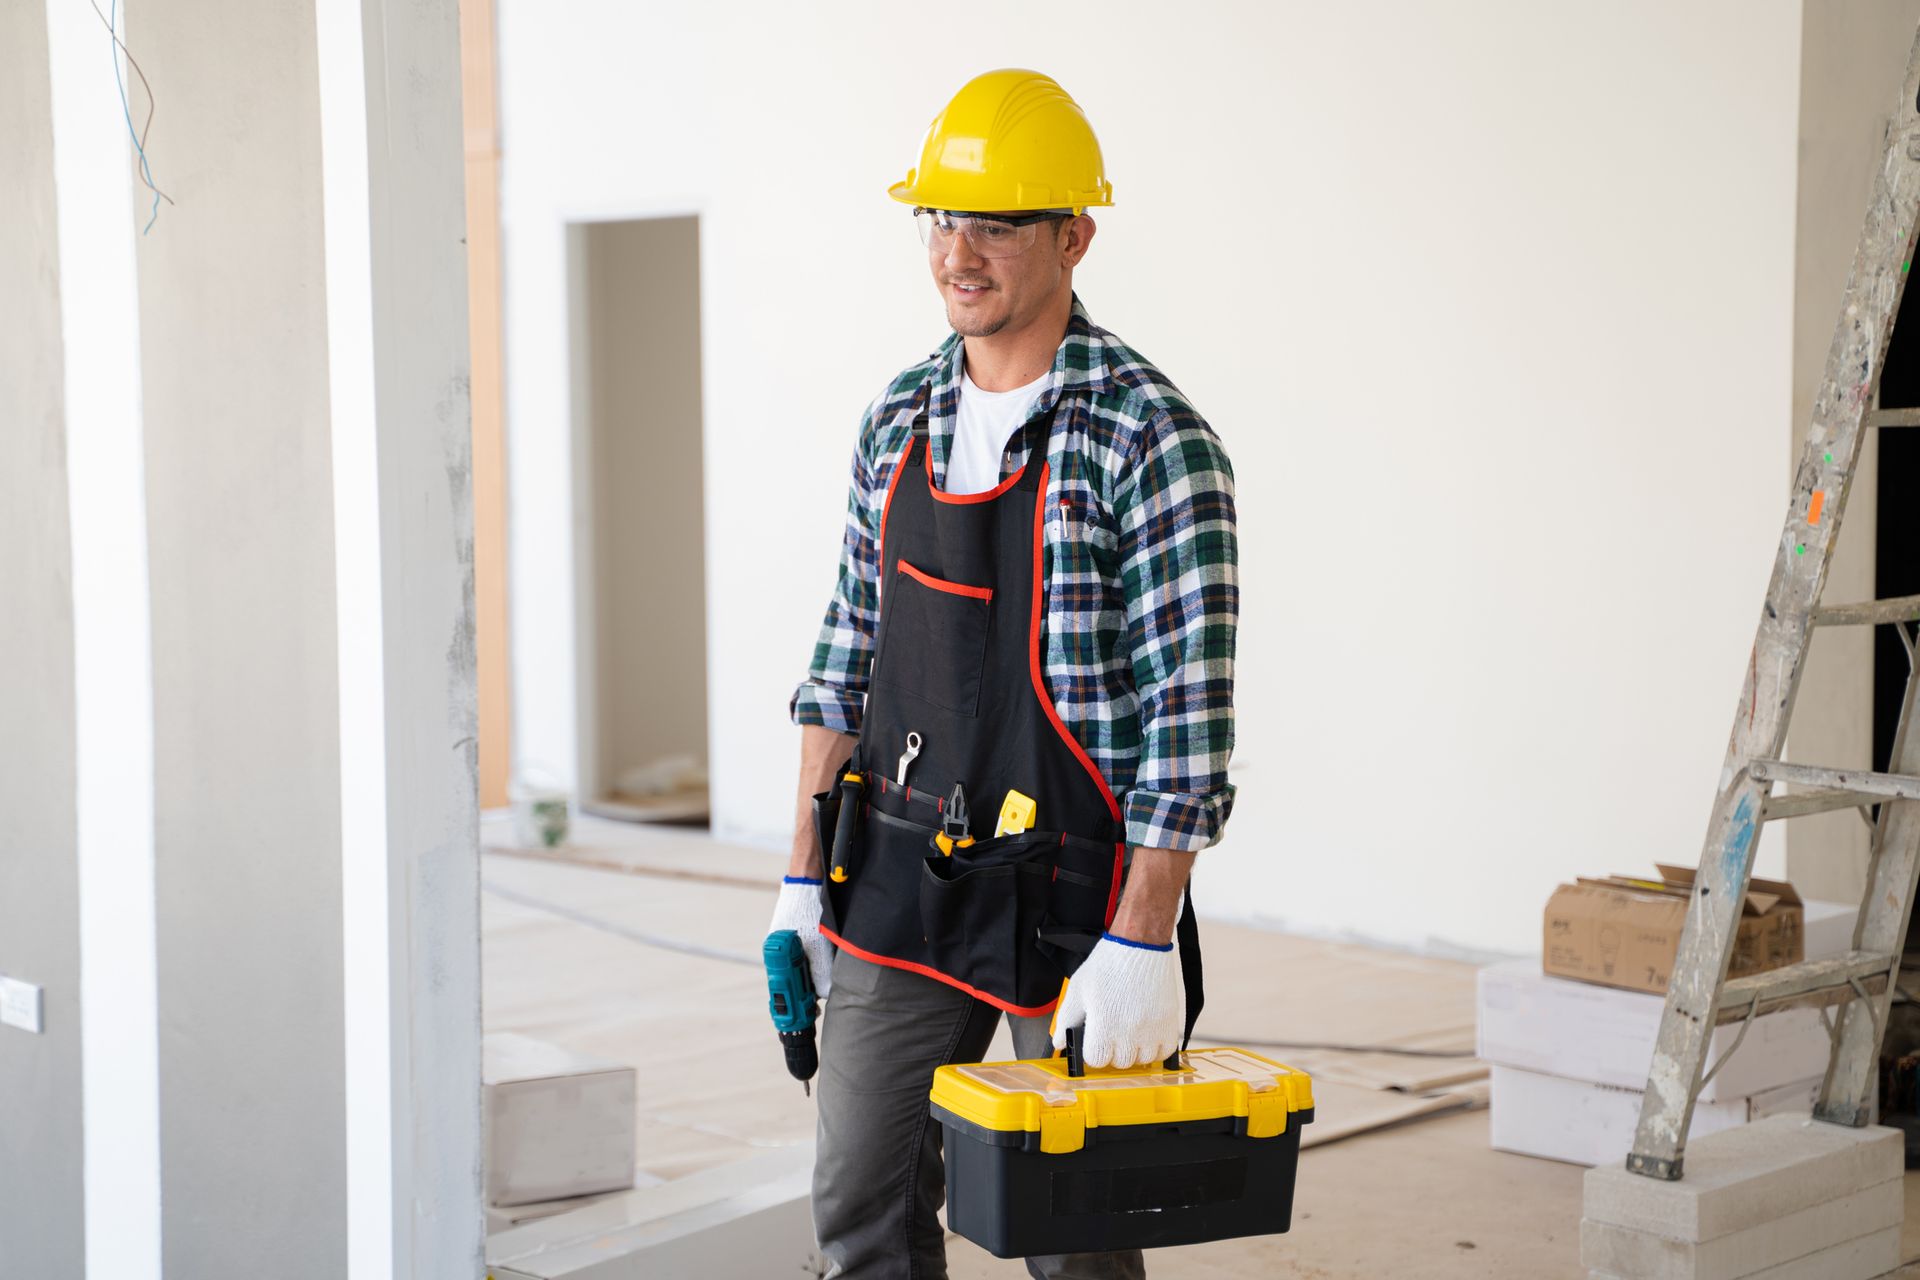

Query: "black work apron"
<box><xmin>815</xmin><ymin>386</ymin><xmax>1204</xmax><ymax>1028</ymax></box>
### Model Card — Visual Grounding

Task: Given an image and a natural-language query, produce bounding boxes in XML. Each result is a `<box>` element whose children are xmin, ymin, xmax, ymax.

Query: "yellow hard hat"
<box><xmin>889</xmin><ymin>69</ymin><xmax>1113</xmax><ymax>215</ymax></box>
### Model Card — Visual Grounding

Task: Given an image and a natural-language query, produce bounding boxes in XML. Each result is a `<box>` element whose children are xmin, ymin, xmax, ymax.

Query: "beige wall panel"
<box><xmin>461</xmin><ymin>0</ymin><xmax>512</xmax><ymax>810</ymax></box>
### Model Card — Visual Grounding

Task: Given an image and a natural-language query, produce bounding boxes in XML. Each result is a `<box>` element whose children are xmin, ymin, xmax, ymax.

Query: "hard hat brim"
<box><xmin>888</xmin><ymin>174</ymin><xmax>1111</xmax><ymax>215</ymax></box>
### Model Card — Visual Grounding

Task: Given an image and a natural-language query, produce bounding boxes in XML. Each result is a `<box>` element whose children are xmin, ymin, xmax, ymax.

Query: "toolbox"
<box><xmin>928</xmin><ymin>1045</ymin><xmax>1315</xmax><ymax>1258</ymax></box>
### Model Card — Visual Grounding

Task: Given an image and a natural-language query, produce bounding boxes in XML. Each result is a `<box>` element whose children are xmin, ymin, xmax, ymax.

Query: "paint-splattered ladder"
<box><xmin>1626</xmin><ymin>26</ymin><xmax>1920</xmax><ymax>1181</ymax></box>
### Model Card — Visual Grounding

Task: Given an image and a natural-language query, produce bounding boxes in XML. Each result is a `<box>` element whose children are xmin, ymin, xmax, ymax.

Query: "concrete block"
<box><xmin>486</xmin><ymin>1144</ymin><xmax>820</xmax><ymax>1279</ymax></box>
<box><xmin>1586</xmin><ymin>1223</ymin><xmax>1901</xmax><ymax>1280</ymax></box>
<box><xmin>1582</xmin><ymin>1114</ymin><xmax>1900</xmax><ymax>1241</ymax></box>
<box><xmin>484</xmin><ymin>1032</ymin><xmax>636</xmax><ymax>1207</ymax></box>
<box><xmin>1580</xmin><ymin>1177</ymin><xmax>1900</xmax><ymax>1279</ymax></box>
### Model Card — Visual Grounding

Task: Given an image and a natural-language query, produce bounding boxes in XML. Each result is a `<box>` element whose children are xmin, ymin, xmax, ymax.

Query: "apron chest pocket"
<box><xmin>871</xmin><ymin>559</ymin><xmax>993</xmax><ymax>718</ymax></box>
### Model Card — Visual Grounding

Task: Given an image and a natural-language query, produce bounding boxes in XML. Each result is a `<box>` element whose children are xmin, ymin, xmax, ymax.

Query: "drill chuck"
<box><xmin>780</xmin><ymin>1029</ymin><xmax>818</xmax><ymax>1082</ymax></box>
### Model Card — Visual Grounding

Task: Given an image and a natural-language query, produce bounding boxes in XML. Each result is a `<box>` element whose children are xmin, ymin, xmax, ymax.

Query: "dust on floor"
<box><xmin>481</xmin><ymin>815</ymin><xmax>1920</xmax><ymax>1279</ymax></box>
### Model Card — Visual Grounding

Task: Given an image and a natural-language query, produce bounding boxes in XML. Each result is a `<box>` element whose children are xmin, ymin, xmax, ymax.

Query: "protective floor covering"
<box><xmin>480</xmin><ymin>817</ymin><xmax>1920</xmax><ymax>1278</ymax></box>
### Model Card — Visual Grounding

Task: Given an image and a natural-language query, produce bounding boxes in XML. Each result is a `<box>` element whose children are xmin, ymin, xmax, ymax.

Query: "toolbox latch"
<box><xmin>1245</xmin><ymin>1090</ymin><xmax>1288</xmax><ymax>1139</ymax></box>
<box><xmin>1038</xmin><ymin>1104</ymin><xmax>1086</xmax><ymax>1155</ymax></box>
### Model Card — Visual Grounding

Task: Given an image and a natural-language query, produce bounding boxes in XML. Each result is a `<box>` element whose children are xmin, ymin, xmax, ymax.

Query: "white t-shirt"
<box><xmin>947</xmin><ymin>364</ymin><xmax>1051</xmax><ymax>495</ymax></box>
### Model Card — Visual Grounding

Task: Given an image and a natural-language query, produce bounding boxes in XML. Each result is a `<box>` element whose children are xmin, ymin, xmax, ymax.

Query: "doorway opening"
<box><xmin>570</xmin><ymin>215</ymin><xmax>711</xmax><ymax>826</ymax></box>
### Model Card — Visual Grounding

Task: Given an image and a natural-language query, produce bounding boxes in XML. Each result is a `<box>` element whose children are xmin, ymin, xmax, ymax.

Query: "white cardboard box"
<box><xmin>1476</xmin><ymin>899</ymin><xmax>1856</xmax><ymax>1102</ymax></box>
<box><xmin>1796</xmin><ymin>897</ymin><xmax>1858</xmax><ymax>962</ymax></box>
<box><xmin>1491</xmin><ymin>1063</ymin><xmax>1819</xmax><ymax>1167</ymax></box>
<box><xmin>485</xmin><ymin>1033</ymin><xmax>637</xmax><ymax>1208</ymax></box>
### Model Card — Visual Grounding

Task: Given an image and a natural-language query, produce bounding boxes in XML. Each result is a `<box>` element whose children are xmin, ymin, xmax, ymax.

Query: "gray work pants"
<box><xmin>812</xmin><ymin>949</ymin><xmax>1147</xmax><ymax>1280</ymax></box>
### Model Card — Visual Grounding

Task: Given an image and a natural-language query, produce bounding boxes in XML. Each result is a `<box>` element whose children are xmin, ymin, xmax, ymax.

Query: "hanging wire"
<box><xmin>92</xmin><ymin>0</ymin><xmax>171</xmax><ymax>232</ymax></box>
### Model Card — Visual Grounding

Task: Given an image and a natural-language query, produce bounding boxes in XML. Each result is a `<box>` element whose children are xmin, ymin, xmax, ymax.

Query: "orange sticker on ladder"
<box><xmin>1808</xmin><ymin>490</ymin><xmax>1827</xmax><ymax>527</ymax></box>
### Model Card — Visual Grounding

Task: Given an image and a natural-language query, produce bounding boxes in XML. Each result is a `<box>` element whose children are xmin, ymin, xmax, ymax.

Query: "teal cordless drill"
<box><xmin>764</xmin><ymin>930</ymin><xmax>820</xmax><ymax>1092</ymax></box>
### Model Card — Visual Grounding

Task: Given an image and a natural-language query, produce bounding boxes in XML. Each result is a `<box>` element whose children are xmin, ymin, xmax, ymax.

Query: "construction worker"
<box><xmin>769</xmin><ymin>69</ymin><xmax>1238</xmax><ymax>1279</ymax></box>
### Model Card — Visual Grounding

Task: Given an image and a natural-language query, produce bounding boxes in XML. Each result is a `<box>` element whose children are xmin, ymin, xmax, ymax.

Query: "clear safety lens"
<box><xmin>914</xmin><ymin>208</ymin><xmax>1051</xmax><ymax>259</ymax></box>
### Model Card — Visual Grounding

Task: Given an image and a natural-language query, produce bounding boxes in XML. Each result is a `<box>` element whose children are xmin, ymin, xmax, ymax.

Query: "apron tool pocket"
<box><xmin>870</xmin><ymin>559</ymin><xmax>992</xmax><ymax>717</ymax></box>
<box><xmin>830</xmin><ymin>802</ymin><xmax>940</xmax><ymax>956</ymax></box>
<box><xmin>813</xmin><ymin>784</ymin><xmax>854</xmax><ymax>934</ymax></box>
<box><xmin>1035</xmin><ymin>834</ymin><xmax>1121</xmax><ymax>968</ymax></box>
<box><xmin>919</xmin><ymin>838</ymin><xmax>1053</xmax><ymax>998</ymax></box>
<box><xmin>810</xmin><ymin>785</ymin><xmax>841</xmax><ymax>871</ymax></box>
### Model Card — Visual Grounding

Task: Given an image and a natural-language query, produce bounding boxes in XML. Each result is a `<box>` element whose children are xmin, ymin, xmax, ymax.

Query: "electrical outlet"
<box><xmin>0</xmin><ymin>976</ymin><xmax>44</xmax><ymax>1034</ymax></box>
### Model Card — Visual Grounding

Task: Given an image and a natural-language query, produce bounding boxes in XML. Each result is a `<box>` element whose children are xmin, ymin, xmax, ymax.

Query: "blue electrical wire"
<box><xmin>109</xmin><ymin>0</ymin><xmax>161</xmax><ymax>234</ymax></box>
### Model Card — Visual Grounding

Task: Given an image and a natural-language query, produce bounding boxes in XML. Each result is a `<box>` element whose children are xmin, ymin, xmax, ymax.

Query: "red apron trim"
<box><xmin>876</xmin><ymin>431</ymin><xmax>916</xmax><ymax>593</ymax></box>
<box><xmin>1105</xmin><ymin>843</ymin><xmax>1124</xmax><ymax>926</ymax></box>
<box><xmin>929</xmin><ymin>461</ymin><xmax>1027</xmax><ymax>505</ymax></box>
<box><xmin>1027</xmin><ymin>461</ymin><xmax>1124</xmax><ymax>826</ymax></box>
<box><xmin>819</xmin><ymin>925</ymin><xmax>1061</xmax><ymax>1018</ymax></box>
<box><xmin>899</xmin><ymin>558</ymin><xmax>993</xmax><ymax>601</ymax></box>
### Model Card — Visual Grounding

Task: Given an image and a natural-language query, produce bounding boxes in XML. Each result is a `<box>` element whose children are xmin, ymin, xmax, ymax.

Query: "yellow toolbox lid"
<box><xmin>930</xmin><ymin>1048</ymin><xmax>1315</xmax><ymax>1155</ymax></box>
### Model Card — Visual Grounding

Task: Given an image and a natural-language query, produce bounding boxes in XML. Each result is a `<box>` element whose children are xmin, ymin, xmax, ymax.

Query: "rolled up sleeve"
<box><xmin>1112</xmin><ymin>407</ymin><xmax>1239</xmax><ymax>853</ymax></box>
<box><xmin>790</xmin><ymin>411</ymin><xmax>883</xmax><ymax>736</ymax></box>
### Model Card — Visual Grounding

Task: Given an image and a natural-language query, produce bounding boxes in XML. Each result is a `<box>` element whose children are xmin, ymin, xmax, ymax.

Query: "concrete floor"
<box><xmin>481</xmin><ymin>816</ymin><xmax>1920</xmax><ymax>1278</ymax></box>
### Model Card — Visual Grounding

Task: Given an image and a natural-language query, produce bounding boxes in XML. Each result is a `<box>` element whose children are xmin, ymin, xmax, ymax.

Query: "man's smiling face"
<box><xmin>929</xmin><ymin>211</ymin><xmax>1082</xmax><ymax>339</ymax></box>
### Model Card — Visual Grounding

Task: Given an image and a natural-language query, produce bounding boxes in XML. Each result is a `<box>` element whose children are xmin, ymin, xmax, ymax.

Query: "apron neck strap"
<box><xmin>1012</xmin><ymin>388</ymin><xmax>1067</xmax><ymax>490</ymax></box>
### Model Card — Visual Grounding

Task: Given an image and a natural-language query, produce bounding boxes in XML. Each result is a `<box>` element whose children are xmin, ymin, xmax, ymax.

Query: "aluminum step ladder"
<box><xmin>1627</xmin><ymin>26</ymin><xmax>1920</xmax><ymax>1181</ymax></box>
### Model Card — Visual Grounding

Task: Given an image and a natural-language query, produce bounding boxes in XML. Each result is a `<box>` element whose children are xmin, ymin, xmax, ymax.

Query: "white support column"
<box><xmin>43</xmin><ymin>0</ymin><xmax>161</xmax><ymax>1275</ymax></box>
<box><xmin>315</xmin><ymin>0</ymin><xmax>396</xmax><ymax>1271</ymax></box>
<box><xmin>316</xmin><ymin>0</ymin><xmax>482</xmax><ymax>1273</ymax></box>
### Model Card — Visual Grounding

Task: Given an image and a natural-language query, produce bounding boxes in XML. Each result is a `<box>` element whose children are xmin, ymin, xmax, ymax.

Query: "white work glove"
<box><xmin>1050</xmin><ymin>932</ymin><xmax>1185</xmax><ymax>1069</ymax></box>
<box><xmin>767</xmin><ymin>877</ymin><xmax>835</xmax><ymax>1002</ymax></box>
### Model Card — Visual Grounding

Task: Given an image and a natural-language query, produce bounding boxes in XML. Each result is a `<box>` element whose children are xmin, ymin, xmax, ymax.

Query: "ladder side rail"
<box><xmin>1627</xmin><ymin>778</ymin><xmax>1770</xmax><ymax>1179</ymax></box>
<box><xmin>1627</xmin><ymin>25</ymin><xmax>1920</xmax><ymax>1181</ymax></box>
<box><xmin>1819</xmin><ymin>637</ymin><xmax>1920</xmax><ymax>1124</ymax></box>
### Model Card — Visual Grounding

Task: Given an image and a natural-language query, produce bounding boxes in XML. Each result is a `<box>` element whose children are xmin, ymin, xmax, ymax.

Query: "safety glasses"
<box><xmin>913</xmin><ymin>207</ymin><xmax>1072</xmax><ymax>259</ymax></box>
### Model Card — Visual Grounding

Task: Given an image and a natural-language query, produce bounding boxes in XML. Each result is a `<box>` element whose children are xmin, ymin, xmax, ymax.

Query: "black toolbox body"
<box><xmin>929</xmin><ymin>1048</ymin><xmax>1315</xmax><ymax>1258</ymax></box>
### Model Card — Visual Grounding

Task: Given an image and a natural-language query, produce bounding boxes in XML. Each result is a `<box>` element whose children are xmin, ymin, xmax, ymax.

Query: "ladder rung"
<box><xmin>1749</xmin><ymin>759</ymin><xmax>1920</xmax><ymax>802</ymax></box>
<box><xmin>1716</xmin><ymin>951</ymin><xmax>1893</xmax><ymax>1022</ymax></box>
<box><xmin>1760</xmin><ymin>787</ymin><xmax>1878</xmax><ymax>821</ymax></box>
<box><xmin>1867</xmin><ymin>407</ymin><xmax>1920</xmax><ymax>428</ymax></box>
<box><xmin>1812</xmin><ymin>595</ymin><xmax>1920</xmax><ymax>627</ymax></box>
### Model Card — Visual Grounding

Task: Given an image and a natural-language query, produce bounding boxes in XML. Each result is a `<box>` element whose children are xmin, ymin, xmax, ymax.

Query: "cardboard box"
<box><xmin>484</xmin><ymin>1032</ymin><xmax>636</xmax><ymax>1208</ymax></box>
<box><xmin>1476</xmin><ymin>956</ymin><xmax>1838</xmax><ymax>1101</ymax></box>
<box><xmin>1543</xmin><ymin>865</ymin><xmax>1803</xmax><ymax>995</ymax></box>
<box><xmin>1490</xmin><ymin>1064</ymin><xmax>1818</xmax><ymax>1168</ymax></box>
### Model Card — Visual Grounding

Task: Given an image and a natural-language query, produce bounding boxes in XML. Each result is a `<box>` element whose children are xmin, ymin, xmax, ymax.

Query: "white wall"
<box><xmin>497</xmin><ymin>0</ymin><xmax>1807</xmax><ymax>954</ymax></box>
<box><xmin>1</xmin><ymin>2</ymin><xmax>85</xmax><ymax>1269</ymax></box>
<box><xmin>132</xmin><ymin>0</ymin><xmax>347</xmax><ymax>1266</ymax></box>
<box><xmin>10</xmin><ymin>0</ymin><xmax>482</xmax><ymax>1272</ymax></box>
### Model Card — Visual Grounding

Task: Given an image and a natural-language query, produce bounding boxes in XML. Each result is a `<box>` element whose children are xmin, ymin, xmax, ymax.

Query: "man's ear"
<box><xmin>1061</xmin><ymin>214</ymin><xmax>1096</xmax><ymax>268</ymax></box>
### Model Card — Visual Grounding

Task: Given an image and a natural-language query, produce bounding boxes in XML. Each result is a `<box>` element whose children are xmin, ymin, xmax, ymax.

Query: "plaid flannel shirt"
<box><xmin>789</xmin><ymin>296</ymin><xmax>1237</xmax><ymax>853</ymax></box>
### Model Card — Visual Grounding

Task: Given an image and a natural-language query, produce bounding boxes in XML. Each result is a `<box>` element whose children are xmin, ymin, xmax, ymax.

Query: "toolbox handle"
<box><xmin>1061</xmin><ymin>1025</ymin><xmax>1181</xmax><ymax>1078</ymax></box>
